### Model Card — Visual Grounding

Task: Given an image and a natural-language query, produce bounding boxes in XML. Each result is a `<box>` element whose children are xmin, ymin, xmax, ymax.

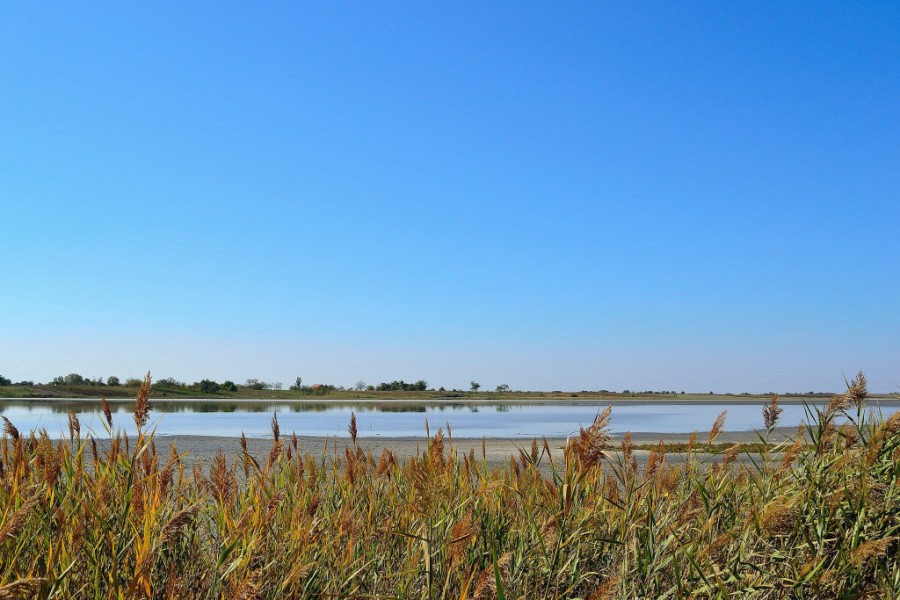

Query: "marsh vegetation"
<box><xmin>0</xmin><ymin>373</ymin><xmax>897</xmax><ymax>598</ymax></box>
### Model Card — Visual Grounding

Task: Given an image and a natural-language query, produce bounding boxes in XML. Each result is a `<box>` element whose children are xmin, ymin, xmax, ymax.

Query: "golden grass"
<box><xmin>0</xmin><ymin>371</ymin><xmax>897</xmax><ymax>598</ymax></box>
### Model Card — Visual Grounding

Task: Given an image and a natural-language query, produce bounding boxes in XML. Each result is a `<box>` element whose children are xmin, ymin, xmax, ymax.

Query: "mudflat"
<box><xmin>139</xmin><ymin>426</ymin><xmax>800</xmax><ymax>471</ymax></box>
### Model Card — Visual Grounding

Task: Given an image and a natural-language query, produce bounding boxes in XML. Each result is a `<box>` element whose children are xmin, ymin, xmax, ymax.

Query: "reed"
<box><xmin>0</xmin><ymin>373</ymin><xmax>897</xmax><ymax>598</ymax></box>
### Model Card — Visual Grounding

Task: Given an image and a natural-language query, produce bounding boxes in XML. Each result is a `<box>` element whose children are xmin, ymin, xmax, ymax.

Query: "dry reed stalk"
<box><xmin>133</xmin><ymin>371</ymin><xmax>153</xmax><ymax>430</ymax></box>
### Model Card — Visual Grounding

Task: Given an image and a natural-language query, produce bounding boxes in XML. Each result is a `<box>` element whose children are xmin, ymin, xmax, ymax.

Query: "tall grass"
<box><xmin>0</xmin><ymin>372</ymin><xmax>897</xmax><ymax>598</ymax></box>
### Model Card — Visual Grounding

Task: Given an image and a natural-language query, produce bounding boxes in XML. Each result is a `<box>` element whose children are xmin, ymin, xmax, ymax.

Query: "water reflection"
<box><xmin>0</xmin><ymin>398</ymin><xmax>896</xmax><ymax>440</ymax></box>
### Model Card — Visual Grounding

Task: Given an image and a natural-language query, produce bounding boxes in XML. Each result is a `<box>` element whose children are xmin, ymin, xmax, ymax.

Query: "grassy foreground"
<box><xmin>0</xmin><ymin>374</ymin><xmax>897</xmax><ymax>599</ymax></box>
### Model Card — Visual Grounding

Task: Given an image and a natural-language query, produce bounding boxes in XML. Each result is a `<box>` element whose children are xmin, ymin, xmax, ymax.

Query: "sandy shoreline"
<box><xmin>120</xmin><ymin>426</ymin><xmax>800</xmax><ymax>472</ymax></box>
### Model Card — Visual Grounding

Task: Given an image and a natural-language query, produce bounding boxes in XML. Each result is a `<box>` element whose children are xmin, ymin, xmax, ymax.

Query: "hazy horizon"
<box><xmin>2</xmin><ymin>3</ymin><xmax>897</xmax><ymax>393</ymax></box>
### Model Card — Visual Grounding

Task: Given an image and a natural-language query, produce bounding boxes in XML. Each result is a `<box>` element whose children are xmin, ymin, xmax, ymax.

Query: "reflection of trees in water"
<box><xmin>494</xmin><ymin>405</ymin><xmax>510</xmax><ymax>413</ymax></box>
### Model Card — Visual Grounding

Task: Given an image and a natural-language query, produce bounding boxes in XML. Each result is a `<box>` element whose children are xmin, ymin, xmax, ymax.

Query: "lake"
<box><xmin>1</xmin><ymin>398</ymin><xmax>897</xmax><ymax>439</ymax></box>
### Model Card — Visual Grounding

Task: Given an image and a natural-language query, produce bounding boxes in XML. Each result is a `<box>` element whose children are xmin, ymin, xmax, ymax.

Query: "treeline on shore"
<box><xmin>0</xmin><ymin>371</ymin><xmax>842</xmax><ymax>398</ymax></box>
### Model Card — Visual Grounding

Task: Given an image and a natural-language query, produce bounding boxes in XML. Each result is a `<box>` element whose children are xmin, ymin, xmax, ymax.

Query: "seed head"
<box><xmin>763</xmin><ymin>395</ymin><xmax>782</xmax><ymax>431</ymax></box>
<box><xmin>348</xmin><ymin>411</ymin><xmax>357</xmax><ymax>445</ymax></box>
<box><xmin>133</xmin><ymin>372</ymin><xmax>153</xmax><ymax>430</ymax></box>
<box><xmin>101</xmin><ymin>397</ymin><xmax>113</xmax><ymax>428</ymax></box>
<box><xmin>2</xmin><ymin>417</ymin><xmax>19</xmax><ymax>441</ymax></box>
<box><xmin>708</xmin><ymin>411</ymin><xmax>727</xmax><ymax>446</ymax></box>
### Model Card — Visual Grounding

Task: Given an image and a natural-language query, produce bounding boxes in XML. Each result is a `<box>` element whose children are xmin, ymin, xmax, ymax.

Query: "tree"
<box><xmin>470</xmin><ymin>381</ymin><xmax>480</xmax><ymax>392</ymax></box>
<box><xmin>495</xmin><ymin>384</ymin><xmax>510</xmax><ymax>393</ymax></box>
<box><xmin>62</xmin><ymin>373</ymin><xmax>86</xmax><ymax>386</ymax></box>
<box><xmin>245</xmin><ymin>379</ymin><xmax>267</xmax><ymax>391</ymax></box>
<box><xmin>197</xmin><ymin>379</ymin><xmax>220</xmax><ymax>394</ymax></box>
<box><xmin>354</xmin><ymin>380</ymin><xmax>366</xmax><ymax>391</ymax></box>
<box><xmin>290</xmin><ymin>377</ymin><xmax>303</xmax><ymax>391</ymax></box>
<box><xmin>221</xmin><ymin>380</ymin><xmax>237</xmax><ymax>392</ymax></box>
<box><xmin>106</xmin><ymin>376</ymin><xmax>121</xmax><ymax>387</ymax></box>
<box><xmin>0</xmin><ymin>375</ymin><xmax>11</xmax><ymax>386</ymax></box>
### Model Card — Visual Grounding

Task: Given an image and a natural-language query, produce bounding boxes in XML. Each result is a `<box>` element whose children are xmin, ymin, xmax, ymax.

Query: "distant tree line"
<box><xmin>0</xmin><ymin>375</ymin><xmax>33</xmax><ymax>386</ymax></box>
<box><xmin>375</xmin><ymin>380</ymin><xmax>428</xmax><ymax>392</ymax></box>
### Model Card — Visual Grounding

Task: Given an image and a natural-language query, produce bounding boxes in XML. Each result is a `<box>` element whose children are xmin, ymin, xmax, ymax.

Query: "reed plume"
<box><xmin>571</xmin><ymin>405</ymin><xmax>612</xmax><ymax>469</ymax></box>
<box><xmin>271</xmin><ymin>412</ymin><xmax>280</xmax><ymax>442</ymax></box>
<box><xmin>2</xmin><ymin>417</ymin><xmax>19</xmax><ymax>440</ymax></box>
<box><xmin>349</xmin><ymin>411</ymin><xmax>357</xmax><ymax>445</ymax></box>
<box><xmin>133</xmin><ymin>371</ymin><xmax>153</xmax><ymax>429</ymax></box>
<box><xmin>707</xmin><ymin>410</ymin><xmax>726</xmax><ymax>445</ymax></box>
<box><xmin>101</xmin><ymin>397</ymin><xmax>113</xmax><ymax>428</ymax></box>
<box><xmin>762</xmin><ymin>394</ymin><xmax>782</xmax><ymax>431</ymax></box>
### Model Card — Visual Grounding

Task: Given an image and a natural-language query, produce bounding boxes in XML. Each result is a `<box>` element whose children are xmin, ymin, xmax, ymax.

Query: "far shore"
<box><xmin>3</xmin><ymin>393</ymin><xmax>898</xmax><ymax>406</ymax></box>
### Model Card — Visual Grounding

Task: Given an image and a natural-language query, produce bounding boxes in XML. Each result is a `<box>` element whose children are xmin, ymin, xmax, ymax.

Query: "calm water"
<box><xmin>1</xmin><ymin>398</ymin><xmax>897</xmax><ymax>439</ymax></box>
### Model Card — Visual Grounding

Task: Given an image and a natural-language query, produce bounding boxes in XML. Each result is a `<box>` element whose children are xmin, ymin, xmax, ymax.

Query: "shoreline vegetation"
<box><xmin>2</xmin><ymin>382</ymin><xmax>894</xmax><ymax>405</ymax></box>
<box><xmin>0</xmin><ymin>372</ymin><xmax>898</xmax><ymax>597</ymax></box>
<box><xmin>0</xmin><ymin>372</ymin><xmax>878</xmax><ymax>402</ymax></box>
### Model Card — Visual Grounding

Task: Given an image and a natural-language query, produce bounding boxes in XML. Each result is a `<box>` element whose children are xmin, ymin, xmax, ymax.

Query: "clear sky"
<box><xmin>1</xmin><ymin>2</ymin><xmax>898</xmax><ymax>393</ymax></box>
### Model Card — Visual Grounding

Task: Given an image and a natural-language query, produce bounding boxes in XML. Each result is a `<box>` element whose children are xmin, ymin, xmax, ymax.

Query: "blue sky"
<box><xmin>1</xmin><ymin>2</ymin><xmax>898</xmax><ymax>392</ymax></box>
